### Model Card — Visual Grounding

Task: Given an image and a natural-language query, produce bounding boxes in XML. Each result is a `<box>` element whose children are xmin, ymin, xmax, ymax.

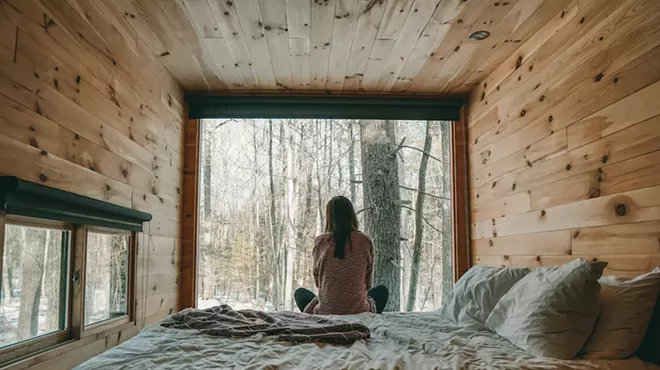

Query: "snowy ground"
<box><xmin>0</xmin><ymin>298</ymin><xmax>56</xmax><ymax>348</ymax></box>
<box><xmin>198</xmin><ymin>295</ymin><xmax>275</xmax><ymax>311</ymax></box>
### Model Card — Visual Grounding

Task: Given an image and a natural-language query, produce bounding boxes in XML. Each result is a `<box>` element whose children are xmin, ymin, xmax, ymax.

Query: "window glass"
<box><xmin>84</xmin><ymin>232</ymin><xmax>129</xmax><ymax>326</ymax></box>
<box><xmin>0</xmin><ymin>224</ymin><xmax>69</xmax><ymax>348</ymax></box>
<box><xmin>196</xmin><ymin>119</ymin><xmax>453</xmax><ymax>312</ymax></box>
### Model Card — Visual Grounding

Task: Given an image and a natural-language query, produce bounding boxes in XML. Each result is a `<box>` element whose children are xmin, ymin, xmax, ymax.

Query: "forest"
<box><xmin>198</xmin><ymin>119</ymin><xmax>453</xmax><ymax>312</ymax></box>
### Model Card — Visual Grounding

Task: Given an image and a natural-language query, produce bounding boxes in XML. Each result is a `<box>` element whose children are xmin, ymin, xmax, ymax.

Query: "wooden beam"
<box><xmin>452</xmin><ymin>105</ymin><xmax>470</xmax><ymax>281</ymax></box>
<box><xmin>179</xmin><ymin>111</ymin><xmax>200</xmax><ymax>310</ymax></box>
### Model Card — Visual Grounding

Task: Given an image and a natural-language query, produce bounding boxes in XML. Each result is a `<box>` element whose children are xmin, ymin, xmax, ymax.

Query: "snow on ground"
<box><xmin>198</xmin><ymin>295</ymin><xmax>275</xmax><ymax>311</ymax></box>
<box><xmin>0</xmin><ymin>298</ymin><xmax>56</xmax><ymax>348</ymax></box>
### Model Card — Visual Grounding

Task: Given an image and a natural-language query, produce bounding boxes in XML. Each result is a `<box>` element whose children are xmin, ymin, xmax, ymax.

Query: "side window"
<box><xmin>0</xmin><ymin>218</ymin><xmax>71</xmax><ymax>361</ymax></box>
<box><xmin>0</xmin><ymin>175</ymin><xmax>149</xmax><ymax>365</ymax></box>
<box><xmin>0</xmin><ymin>218</ymin><xmax>137</xmax><ymax>364</ymax></box>
<box><xmin>84</xmin><ymin>231</ymin><xmax>131</xmax><ymax>327</ymax></box>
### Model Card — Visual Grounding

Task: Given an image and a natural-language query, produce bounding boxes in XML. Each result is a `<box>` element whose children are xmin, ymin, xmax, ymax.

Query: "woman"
<box><xmin>294</xmin><ymin>196</ymin><xmax>389</xmax><ymax>315</ymax></box>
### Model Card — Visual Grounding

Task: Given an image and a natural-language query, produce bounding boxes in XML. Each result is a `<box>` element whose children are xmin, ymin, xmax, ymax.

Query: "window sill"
<box><xmin>83</xmin><ymin>316</ymin><xmax>131</xmax><ymax>338</ymax></box>
<box><xmin>3</xmin><ymin>321</ymin><xmax>137</xmax><ymax>370</ymax></box>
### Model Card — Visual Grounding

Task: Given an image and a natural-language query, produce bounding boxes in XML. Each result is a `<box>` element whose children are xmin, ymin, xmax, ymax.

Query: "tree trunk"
<box><xmin>4</xmin><ymin>227</ymin><xmax>19</xmax><ymax>302</ymax></box>
<box><xmin>284</xmin><ymin>121</ymin><xmax>296</xmax><ymax>310</ymax></box>
<box><xmin>326</xmin><ymin>121</ymin><xmax>333</xmax><ymax>195</ymax></box>
<box><xmin>109</xmin><ymin>236</ymin><xmax>126</xmax><ymax>315</ymax></box>
<box><xmin>440</xmin><ymin>123</ymin><xmax>453</xmax><ymax>304</ymax></box>
<box><xmin>251</xmin><ymin>121</ymin><xmax>261</xmax><ymax>302</ymax></box>
<box><xmin>44</xmin><ymin>230</ymin><xmax>61</xmax><ymax>330</ymax></box>
<box><xmin>315</xmin><ymin>120</ymin><xmax>324</xmax><ymax>234</ymax></box>
<box><xmin>202</xmin><ymin>127</ymin><xmax>212</xmax><ymax>221</ymax></box>
<box><xmin>360</xmin><ymin>120</ymin><xmax>401</xmax><ymax>311</ymax></box>
<box><xmin>406</xmin><ymin>121</ymin><xmax>433</xmax><ymax>311</ymax></box>
<box><xmin>349</xmin><ymin>121</ymin><xmax>357</xmax><ymax>205</ymax></box>
<box><xmin>268</xmin><ymin>119</ymin><xmax>281</xmax><ymax>310</ymax></box>
<box><xmin>18</xmin><ymin>227</ymin><xmax>47</xmax><ymax>339</ymax></box>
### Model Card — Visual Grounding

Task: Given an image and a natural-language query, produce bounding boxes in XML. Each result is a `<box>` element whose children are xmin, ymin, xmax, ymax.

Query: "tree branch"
<box><xmin>350</xmin><ymin>180</ymin><xmax>449</xmax><ymax>201</ymax></box>
<box><xmin>398</xmin><ymin>145</ymin><xmax>447</xmax><ymax>164</ymax></box>
<box><xmin>398</xmin><ymin>184</ymin><xmax>450</xmax><ymax>201</ymax></box>
<box><xmin>355</xmin><ymin>207</ymin><xmax>373</xmax><ymax>215</ymax></box>
<box><xmin>387</xmin><ymin>136</ymin><xmax>406</xmax><ymax>158</ymax></box>
<box><xmin>401</xmin><ymin>205</ymin><xmax>450</xmax><ymax>237</ymax></box>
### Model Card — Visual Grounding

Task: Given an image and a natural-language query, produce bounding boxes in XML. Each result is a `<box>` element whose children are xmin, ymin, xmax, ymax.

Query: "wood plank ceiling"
<box><xmin>106</xmin><ymin>0</ymin><xmax>572</xmax><ymax>93</ymax></box>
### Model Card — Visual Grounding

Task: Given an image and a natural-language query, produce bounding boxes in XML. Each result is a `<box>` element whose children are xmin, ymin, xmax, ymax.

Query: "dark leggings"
<box><xmin>294</xmin><ymin>285</ymin><xmax>389</xmax><ymax>314</ymax></box>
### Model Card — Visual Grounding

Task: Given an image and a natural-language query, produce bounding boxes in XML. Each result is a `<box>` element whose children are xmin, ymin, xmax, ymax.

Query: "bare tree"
<box><xmin>283</xmin><ymin>121</ymin><xmax>296</xmax><ymax>311</ymax></box>
<box><xmin>268</xmin><ymin>119</ymin><xmax>281</xmax><ymax>310</ymax></box>
<box><xmin>360</xmin><ymin>120</ymin><xmax>402</xmax><ymax>311</ymax></box>
<box><xmin>348</xmin><ymin>121</ymin><xmax>357</xmax><ymax>204</ymax></box>
<box><xmin>44</xmin><ymin>230</ymin><xmax>62</xmax><ymax>330</ymax></box>
<box><xmin>17</xmin><ymin>227</ymin><xmax>46</xmax><ymax>339</ymax></box>
<box><xmin>202</xmin><ymin>128</ymin><xmax>212</xmax><ymax>221</ymax></box>
<box><xmin>406</xmin><ymin>121</ymin><xmax>433</xmax><ymax>311</ymax></box>
<box><xmin>440</xmin><ymin>123</ymin><xmax>453</xmax><ymax>303</ymax></box>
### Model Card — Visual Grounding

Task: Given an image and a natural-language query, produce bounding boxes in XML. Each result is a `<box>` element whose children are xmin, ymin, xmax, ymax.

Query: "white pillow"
<box><xmin>439</xmin><ymin>265</ymin><xmax>530</xmax><ymax>330</ymax></box>
<box><xmin>486</xmin><ymin>259</ymin><xmax>607</xmax><ymax>359</ymax></box>
<box><xmin>581</xmin><ymin>267</ymin><xmax>660</xmax><ymax>360</ymax></box>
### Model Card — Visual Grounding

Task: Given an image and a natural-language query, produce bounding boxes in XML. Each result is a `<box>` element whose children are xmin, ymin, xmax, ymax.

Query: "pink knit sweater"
<box><xmin>303</xmin><ymin>231</ymin><xmax>376</xmax><ymax>315</ymax></box>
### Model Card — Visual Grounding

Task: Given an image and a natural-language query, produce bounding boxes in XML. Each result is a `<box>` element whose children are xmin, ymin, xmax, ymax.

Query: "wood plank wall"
<box><xmin>467</xmin><ymin>0</ymin><xmax>660</xmax><ymax>277</ymax></box>
<box><xmin>0</xmin><ymin>0</ymin><xmax>184</xmax><ymax>368</ymax></box>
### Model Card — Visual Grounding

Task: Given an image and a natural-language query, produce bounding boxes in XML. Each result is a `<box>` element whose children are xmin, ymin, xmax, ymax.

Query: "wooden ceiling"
<box><xmin>104</xmin><ymin>0</ymin><xmax>575</xmax><ymax>94</ymax></box>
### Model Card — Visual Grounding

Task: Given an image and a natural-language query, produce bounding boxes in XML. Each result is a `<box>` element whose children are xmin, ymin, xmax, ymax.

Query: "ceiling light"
<box><xmin>468</xmin><ymin>31</ymin><xmax>490</xmax><ymax>41</ymax></box>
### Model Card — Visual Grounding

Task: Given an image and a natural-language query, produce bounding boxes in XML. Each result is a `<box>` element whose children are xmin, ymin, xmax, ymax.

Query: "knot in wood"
<box><xmin>615</xmin><ymin>203</ymin><xmax>628</xmax><ymax>217</ymax></box>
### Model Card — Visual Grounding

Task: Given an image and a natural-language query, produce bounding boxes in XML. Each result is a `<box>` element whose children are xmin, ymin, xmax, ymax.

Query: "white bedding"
<box><xmin>75</xmin><ymin>311</ymin><xmax>658</xmax><ymax>370</ymax></box>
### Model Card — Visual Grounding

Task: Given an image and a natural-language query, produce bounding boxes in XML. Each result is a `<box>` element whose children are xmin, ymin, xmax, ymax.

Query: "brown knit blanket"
<box><xmin>160</xmin><ymin>305</ymin><xmax>370</xmax><ymax>345</ymax></box>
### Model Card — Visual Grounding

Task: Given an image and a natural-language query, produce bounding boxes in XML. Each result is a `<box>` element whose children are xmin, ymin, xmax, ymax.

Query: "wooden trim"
<box><xmin>83</xmin><ymin>227</ymin><xmax>132</xmax><ymax>236</ymax></box>
<box><xmin>0</xmin><ymin>331</ymin><xmax>70</xmax><ymax>365</ymax></box>
<box><xmin>452</xmin><ymin>106</ymin><xmax>471</xmax><ymax>281</ymax></box>
<box><xmin>0</xmin><ymin>213</ymin><xmax>6</xmax><ymax>310</ymax></box>
<box><xmin>179</xmin><ymin>111</ymin><xmax>201</xmax><ymax>310</ymax></box>
<box><xmin>71</xmin><ymin>227</ymin><xmax>86</xmax><ymax>339</ymax></box>
<box><xmin>83</xmin><ymin>316</ymin><xmax>131</xmax><ymax>337</ymax></box>
<box><xmin>4</xmin><ymin>321</ymin><xmax>138</xmax><ymax>370</ymax></box>
<box><xmin>5</xmin><ymin>215</ymin><xmax>75</xmax><ymax>231</ymax></box>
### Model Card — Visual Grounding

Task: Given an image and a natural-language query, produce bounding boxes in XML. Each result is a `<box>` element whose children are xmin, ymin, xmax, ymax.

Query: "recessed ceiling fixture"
<box><xmin>469</xmin><ymin>31</ymin><xmax>491</xmax><ymax>41</ymax></box>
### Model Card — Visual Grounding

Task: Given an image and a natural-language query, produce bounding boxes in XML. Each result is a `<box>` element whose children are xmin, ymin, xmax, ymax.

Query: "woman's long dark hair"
<box><xmin>324</xmin><ymin>196</ymin><xmax>359</xmax><ymax>259</ymax></box>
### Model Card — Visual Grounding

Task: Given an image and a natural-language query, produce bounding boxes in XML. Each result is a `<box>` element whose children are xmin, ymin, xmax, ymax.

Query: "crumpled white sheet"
<box><xmin>75</xmin><ymin>311</ymin><xmax>658</xmax><ymax>370</ymax></box>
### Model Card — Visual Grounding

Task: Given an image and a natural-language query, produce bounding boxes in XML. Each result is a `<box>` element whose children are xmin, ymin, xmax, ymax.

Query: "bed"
<box><xmin>75</xmin><ymin>310</ymin><xmax>658</xmax><ymax>370</ymax></box>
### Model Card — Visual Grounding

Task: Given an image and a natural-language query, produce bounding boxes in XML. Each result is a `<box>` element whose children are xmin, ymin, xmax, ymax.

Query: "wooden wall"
<box><xmin>467</xmin><ymin>0</ymin><xmax>660</xmax><ymax>277</ymax></box>
<box><xmin>0</xmin><ymin>0</ymin><xmax>184</xmax><ymax>368</ymax></box>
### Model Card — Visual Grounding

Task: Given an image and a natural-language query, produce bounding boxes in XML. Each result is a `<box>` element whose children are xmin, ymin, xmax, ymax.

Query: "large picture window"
<box><xmin>196</xmin><ymin>119</ymin><xmax>455</xmax><ymax>312</ymax></box>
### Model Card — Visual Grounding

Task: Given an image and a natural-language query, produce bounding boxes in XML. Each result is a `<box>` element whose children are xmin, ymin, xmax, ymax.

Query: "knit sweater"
<box><xmin>303</xmin><ymin>231</ymin><xmax>376</xmax><ymax>315</ymax></box>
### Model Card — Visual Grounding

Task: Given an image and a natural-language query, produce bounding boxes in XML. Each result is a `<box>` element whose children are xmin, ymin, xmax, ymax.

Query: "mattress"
<box><xmin>75</xmin><ymin>311</ymin><xmax>659</xmax><ymax>370</ymax></box>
